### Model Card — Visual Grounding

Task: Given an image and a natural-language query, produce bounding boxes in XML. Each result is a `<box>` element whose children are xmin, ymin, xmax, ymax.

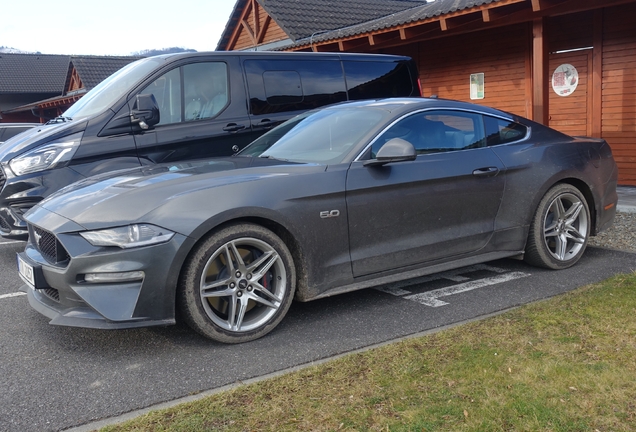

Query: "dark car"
<box><xmin>17</xmin><ymin>98</ymin><xmax>617</xmax><ymax>343</ymax></box>
<box><xmin>0</xmin><ymin>51</ymin><xmax>419</xmax><ymax>239</ymax></box>
<box><xmin>0</xmin><ymin>123</ymin><xmax>39</xmax><ymax>144</ymax></box>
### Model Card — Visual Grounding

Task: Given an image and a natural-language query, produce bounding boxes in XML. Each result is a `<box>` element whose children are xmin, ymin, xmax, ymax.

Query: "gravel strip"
<box><xmin>588</xmin><ymin>212</ymin><xmax>636</xmax><ymax>253</ymax></box>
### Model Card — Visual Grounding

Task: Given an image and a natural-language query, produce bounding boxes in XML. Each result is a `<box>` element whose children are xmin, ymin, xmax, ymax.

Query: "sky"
<box><xmin>1</xmin><ymin>0</ymin><xmax>237</xmax><ymax>56</ymax></box>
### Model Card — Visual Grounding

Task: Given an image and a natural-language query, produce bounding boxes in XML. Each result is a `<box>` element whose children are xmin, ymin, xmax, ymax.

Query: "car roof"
<box><xmin>323</xmin><ymin>97</ymin><xmax>517</xmax><ymax>120</ymax></box>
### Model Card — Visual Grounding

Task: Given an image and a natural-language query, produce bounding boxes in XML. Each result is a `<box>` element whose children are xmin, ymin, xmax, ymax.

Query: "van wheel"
<box><xmin>524</xmin><ymin>184</ymin><xmax>590</xmax><ymax>269</ymax></box>
<box><xmin>178</xmin><ymin>223</ymin><xmax>295</xmax><ymax>343</ymax></box>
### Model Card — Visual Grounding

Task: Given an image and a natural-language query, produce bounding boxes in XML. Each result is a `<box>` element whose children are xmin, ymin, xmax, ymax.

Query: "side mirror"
<box><xmin>131</xmin><ymin>94</ymin><xmax>160</xmax><ymax>130</ymax></box>
<box><xmin>363</xmin><ymin>138</ymin><xmax>417</xmax><ymax>167</ymax></box>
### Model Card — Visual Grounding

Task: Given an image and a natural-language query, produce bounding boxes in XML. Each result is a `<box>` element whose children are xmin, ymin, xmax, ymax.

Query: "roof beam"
<box><xmin>368</xmin><ymin>30</ymin><xmax>401</xmax><ymax>46</ymax></box>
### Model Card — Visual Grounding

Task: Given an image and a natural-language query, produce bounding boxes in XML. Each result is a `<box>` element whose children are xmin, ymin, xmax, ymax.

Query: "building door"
<box><xmin>548</xmin><ymin>51</ymin><xmax>592</xmax><ymax>137</ymax></box>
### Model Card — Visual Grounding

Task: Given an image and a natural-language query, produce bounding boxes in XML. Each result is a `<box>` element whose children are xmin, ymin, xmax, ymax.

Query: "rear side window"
<box><xmin>484</xmin><ymin>116</ymin><xmax>528</xmax><ymax>146</ymax></box>
<box><xmin>245</xmin><ymin>59</ymin><xmax>347</xmax><ymax>115</ymax></box>
<box><xmin>343</xmin><ymin>61</ymin><xmax>414</xmax><ymax>99</ymax></box>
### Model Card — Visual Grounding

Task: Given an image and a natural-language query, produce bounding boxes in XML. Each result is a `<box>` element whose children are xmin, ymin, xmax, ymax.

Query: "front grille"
<box><xmin>31</xmin><ymin>225</ymin><xmax>70</xmax><ymax>266</ymax></box>
<box><xmin>0</xmin><ymin>215</ymin><xmax>10</xmax><ymax>232</ymax></box>
<box><xmin>41</xmin><ymin>288</ymin><xmax>60</xmax><ymax>302</ymax></box>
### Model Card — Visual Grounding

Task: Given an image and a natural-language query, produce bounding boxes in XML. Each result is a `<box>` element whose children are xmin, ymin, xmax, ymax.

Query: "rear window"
<box><xmin>343</xmin><ymin>61</ymin><xmax>414</xmax><ymax>99</ymax></box>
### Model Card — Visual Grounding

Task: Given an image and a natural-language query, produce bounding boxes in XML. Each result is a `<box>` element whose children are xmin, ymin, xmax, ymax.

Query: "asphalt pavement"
<box><xmin>0</xmin><ymin>185</ymin><xmax>634</xmax><ymax>432</ymax></box>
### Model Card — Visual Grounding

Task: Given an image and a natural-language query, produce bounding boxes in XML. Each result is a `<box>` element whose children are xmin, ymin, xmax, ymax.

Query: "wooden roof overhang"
<box><xmin>226</xmin><ymin>0</ymin><xmax>273</xmax><ymax>51</ymax></box>
<box><xmin>286</xmin><ymin>0</ymin><xmax>635</xmax><ymax>53</ymax></box>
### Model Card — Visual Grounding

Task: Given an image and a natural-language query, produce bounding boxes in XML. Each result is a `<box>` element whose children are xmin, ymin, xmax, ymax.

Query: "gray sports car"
<box><xmin>17</xmin><ymin>98</ymin><xmax>617</xmax><ymax>343</ymax></box>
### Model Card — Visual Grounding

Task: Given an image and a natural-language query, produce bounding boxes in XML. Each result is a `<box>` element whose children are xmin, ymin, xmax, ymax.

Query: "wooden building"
<box><xmin>1</xmin><ymin>55</ymin><xmax>140</xmax><ymax>123</ymax></box>
<box><xmin>218</xmin><ymin>0</ymin><xmax>636</xmax><ymax>185</ymax></box>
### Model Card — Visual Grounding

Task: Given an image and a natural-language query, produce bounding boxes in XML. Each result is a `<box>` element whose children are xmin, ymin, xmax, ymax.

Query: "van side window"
<box><xmin>371</xmin><ymin>110</ymin><xmax>485</xmax><ymax>157</ymax></box>
<box><xmin>263</xmin><ymin>71</ymin><xmax>302</xmax><ymax>104</ymax></box>
<box><xmin>484</xmin><ymin>116</ymin><xmax>528</xmax><ymax>146</ymax></box>
<box><xmin>139</xmin><ymin>62</ymin><xmax>228</xmax><ymax>126</ymax></box>
<box><xmin>245</xmin><ymin>59</ymin><xmax>347</xmax><ymax>115</ymax></box>
<box><xmin>141</xmin><ymin>68</ymin><xmax>181</xmax><ymax>125</ymax></box>
<box><xmin>343</xmin><ymin>61</ymin><xmax>414</xmax><ymax>99</ymax></box>
<box><xmin>183</xmin><ymin>62</ymin><xmax>228</xmax><ymax>121</ymax></box>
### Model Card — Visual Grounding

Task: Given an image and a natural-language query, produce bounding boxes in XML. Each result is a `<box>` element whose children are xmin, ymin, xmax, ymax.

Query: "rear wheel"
<box><xmin>178</xmin><ymin>223</ymin><xmax>295</xmax><ymax>343</ymax></box>
<box><xmin>524</xmin><ymin>184</ymin><xmax>590</xmax><ymax>269</ymax></box>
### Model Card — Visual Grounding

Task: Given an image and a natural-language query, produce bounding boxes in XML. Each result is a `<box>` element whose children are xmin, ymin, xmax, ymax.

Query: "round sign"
<box><xmin>552</xmin><ymin>64</ymin><xmax>579</xmax><ymax>97</ymax></box>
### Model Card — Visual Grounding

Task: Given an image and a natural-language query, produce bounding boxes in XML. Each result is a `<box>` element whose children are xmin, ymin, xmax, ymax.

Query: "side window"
<box><xmin>484</xmin><ymin>116</ymin><xmax>528</xmax><ymax>146</ymax></box>
<box><xmin>263</xmin><ymin>71</ymin><xmax>302</xmax><ymax>104</ymax></box>
<box><xmin>371</xmin><ymin>110</ymin><xmax>486</xmax><ymax>157</ymax></box>
<box><xmin>183</xmin><ymin>62</ymin><xmax>228</xmax><ymax>121</ymax></box>
<box><xmin>245</xmin><ymin>59</ymin><xmax>347</xmax><ymax>115</ymax></box>
<box><xmin>139</xmin><ymin>62</ymin><xmax>228</xmax><ymax>126</ymax></box>
<box><xmin>343</xmin><ymin>61</ymin><xmax>414</xmax><ymax>99</ymax></box>
<box><xmin>140</xmin><ymin>68</ymin><xmax>181</xmax><ymax>126</ymax></box>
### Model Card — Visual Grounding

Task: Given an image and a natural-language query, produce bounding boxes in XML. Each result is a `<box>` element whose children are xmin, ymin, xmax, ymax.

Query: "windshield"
<box><xmin>240</xmin><ymin>108</ymin><xmax>386</xmax><ymax>164</ymax></box>
<box><xmin>64</xmin><ymin>57</ymin><xmax>167</xmax><ymax>119</ymax></box>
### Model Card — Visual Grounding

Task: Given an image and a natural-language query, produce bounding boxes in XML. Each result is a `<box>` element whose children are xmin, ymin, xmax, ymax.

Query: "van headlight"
<box><xmin>9</xmin><ymin>132</ymin><xmax>83</xmax><ymax>176</ymax></box>
<box><xmin>80</xmin><ymin>224</ymin><xmax>175</xmax><ymax>249</ymax></box>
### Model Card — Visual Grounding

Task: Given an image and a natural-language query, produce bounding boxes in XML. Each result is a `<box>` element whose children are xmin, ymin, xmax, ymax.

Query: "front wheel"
<box><xmin>178</xmin><ymin>223</ymin><xmax>296</xmax><ymax>343</ymax></box>
<box><xmin>524</xmin><ymin>184</ymin><xmax>590</xmax><ymax>269</ymax></box>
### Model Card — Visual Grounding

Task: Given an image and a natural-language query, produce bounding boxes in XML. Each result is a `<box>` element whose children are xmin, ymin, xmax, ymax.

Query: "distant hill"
<box><xmin>0</xmin><ymin>46</ymin><xmax>41</xmax><ymax>54</ymax></box>
<box><xmin>131</xmin><ymin>47</ymin><xmax>197</xmax><ymax>56</ymax></box>
<box><xmin>0</xmin><ymin>46</ymin><xmax>196</xmax><ymax>56</ymax></box>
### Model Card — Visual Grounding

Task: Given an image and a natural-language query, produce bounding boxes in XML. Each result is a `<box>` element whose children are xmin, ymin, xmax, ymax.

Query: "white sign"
<box><xmin>552</xmin><ymin>64</ymin><xmax>579</xmax><ymax>97</ymax></box>
<box><xmin>470</xmin><ymin>73</ymin><xmax>484</xmax><ymax>100</ymax></box>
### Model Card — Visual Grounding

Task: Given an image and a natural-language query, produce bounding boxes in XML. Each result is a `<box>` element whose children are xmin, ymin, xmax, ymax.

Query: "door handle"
<box><xmin>254</xmin><ymin>119</ymin><xmax>277</xmax><ymax>129</ymax></box>
<box><xmin>223</xmin><ymin>123</ymin><xmax>246</xmax><ymax>132</ymax></box>
<box><xmin>472</xmin><ymin>167</ymin><xmax>499</xmax><ymax>177</ymax></box>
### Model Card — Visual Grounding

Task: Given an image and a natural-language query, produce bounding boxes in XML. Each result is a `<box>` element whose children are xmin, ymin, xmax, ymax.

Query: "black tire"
<box><xmin>178</xmin><ymin>223</ymin><xmax>296</xmax><ymax>343</ymax></box>
<box><xmin>524</xmin><ymin>184</ymin><xmax>590</xmax><ymax>269</ymax></box>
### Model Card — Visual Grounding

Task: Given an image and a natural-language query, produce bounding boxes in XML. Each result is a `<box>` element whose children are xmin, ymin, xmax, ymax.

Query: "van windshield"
<box><xmin>64</xmin><ymin>57</ymin><xmax>166</xmax><ymax>119</ymax></box>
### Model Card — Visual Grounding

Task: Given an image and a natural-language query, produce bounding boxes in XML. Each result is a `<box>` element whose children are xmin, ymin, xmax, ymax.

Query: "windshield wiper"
<box><xmin>46</xmin><ymin>116</ymin><xmax>73</xmax><ymax>125</ymax></box>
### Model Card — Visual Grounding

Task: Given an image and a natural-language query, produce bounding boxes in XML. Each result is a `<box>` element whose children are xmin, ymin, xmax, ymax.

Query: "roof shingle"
<box><xmin>0</xmin><ymin>53</ymin><xmax>69</xmax><ymax>94</ymax></box>
<box><xmin>70</xmin><ymin>56</ymin><xmax>142</xmax><ymax>90</ymax></box>
<box><xmin>259</xmin><ymin>0</ymin><xmax>428</xmax><ymax>41</ymax></box>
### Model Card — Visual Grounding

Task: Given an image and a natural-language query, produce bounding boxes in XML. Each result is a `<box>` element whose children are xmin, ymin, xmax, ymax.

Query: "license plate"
<box><xmin>17</xmin><ymin>255</ymin><xmax>35</xmax><ymax>287</ymax></box>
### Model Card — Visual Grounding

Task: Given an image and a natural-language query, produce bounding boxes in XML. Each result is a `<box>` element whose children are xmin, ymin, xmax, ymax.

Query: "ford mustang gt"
<box><xmin>17</xmin><ymin>98</ymin><xmax>618</xmax><ymax>343</ymax></box>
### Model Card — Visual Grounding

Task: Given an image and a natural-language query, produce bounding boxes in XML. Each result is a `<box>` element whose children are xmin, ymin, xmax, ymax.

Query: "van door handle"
<box><xmin>472</xmin><ymin>167</ymin><xmax>499</xmax><ymax>177</ymax></box>
<box><xmin>223</xmin><ymin>123</ymin><xmax>246</xmax><ymax>132</ymax></box>
<box><xmin>254</xmin><ymin>119</ymin><xmax>277</xmax><ymax>129</ymax></box>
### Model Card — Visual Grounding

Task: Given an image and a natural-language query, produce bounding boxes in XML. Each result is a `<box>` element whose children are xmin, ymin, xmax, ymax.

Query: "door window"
<box><xmin>372</xmin><ymin>110</ymin><xmax>486</xmax><ymax>158</ymax></box>
<box><xmin>139</xmin><ymin>62</ymin><xmax>228</xmax><ymax>126</ymax></box>
<box><xmin>484</xmin><ymin>116</ymin><xmax>528</xmax><ymax>146</ymax></box>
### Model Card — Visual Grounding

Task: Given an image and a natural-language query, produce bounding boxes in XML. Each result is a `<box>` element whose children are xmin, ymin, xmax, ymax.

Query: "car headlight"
<box><xmin>80</xmin><ymin>224</ymin><xmax>175</xmax><ymax>249</ymax></box>
<box><xmin>9</xmin><ymin>132</ymin><xmax>83</xmax><ymax>176</ymax></box>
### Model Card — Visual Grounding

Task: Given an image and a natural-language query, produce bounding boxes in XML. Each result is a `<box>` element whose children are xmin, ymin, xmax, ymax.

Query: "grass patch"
<box><xmin>103</xmin><ymin>272</ymin><xmax>636</xmax><ymax>431</ymax></box>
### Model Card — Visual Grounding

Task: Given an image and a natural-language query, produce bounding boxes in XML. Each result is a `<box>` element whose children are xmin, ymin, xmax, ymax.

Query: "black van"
<box><xmin>0</xmin><ymin>51</ymin><xmax>420</xmax><ymax>239</ymax></box>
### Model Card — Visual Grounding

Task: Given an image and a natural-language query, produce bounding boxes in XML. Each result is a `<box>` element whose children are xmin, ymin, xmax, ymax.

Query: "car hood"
<box><xmin>0</xmin><ymin>118</ymin><xmax>88</xmax><ymax>161</ymax></box>
<box><xmin>28</xmin><ymin>156</ymin><xmax>317</xmax><ymax>231</ymax></box>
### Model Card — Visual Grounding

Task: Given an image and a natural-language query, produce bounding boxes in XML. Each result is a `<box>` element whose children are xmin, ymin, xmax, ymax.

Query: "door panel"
<box><xmin>346</xmin><ymin>148</ymin><xmax>505</xmax><ymax>277</ymax></box>
<box><xmin>132</xmin><ymin>56</ymin><xmax>257</xmax><ymax>164</ymax></box>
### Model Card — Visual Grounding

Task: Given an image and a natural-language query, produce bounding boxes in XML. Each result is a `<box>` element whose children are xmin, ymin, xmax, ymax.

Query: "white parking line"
<box><xmin>405</xmin><ymin>271</ymin><xmax>531</xmax><ymax>307</ymax></box>
<box><xmin>0</xmin><ymin>292</ymin><xmax>26</xmax><ymax>300</ymax></box>
<box><xmin>375</xmin><ymin>264</ymin><xmax>531</xmax><ymax>307</ymax></box>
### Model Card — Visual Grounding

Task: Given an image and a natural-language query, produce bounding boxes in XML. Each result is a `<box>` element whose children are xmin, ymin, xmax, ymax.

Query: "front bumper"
<box><xmin>0</xmin><ymin>165</ymin><xmax>84</xmax><ymax>239</ymax></box>
<box><xmin>18</xmin><ymin>224</ymin><xmax>192</xmax><ymax>329</ymax></box>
